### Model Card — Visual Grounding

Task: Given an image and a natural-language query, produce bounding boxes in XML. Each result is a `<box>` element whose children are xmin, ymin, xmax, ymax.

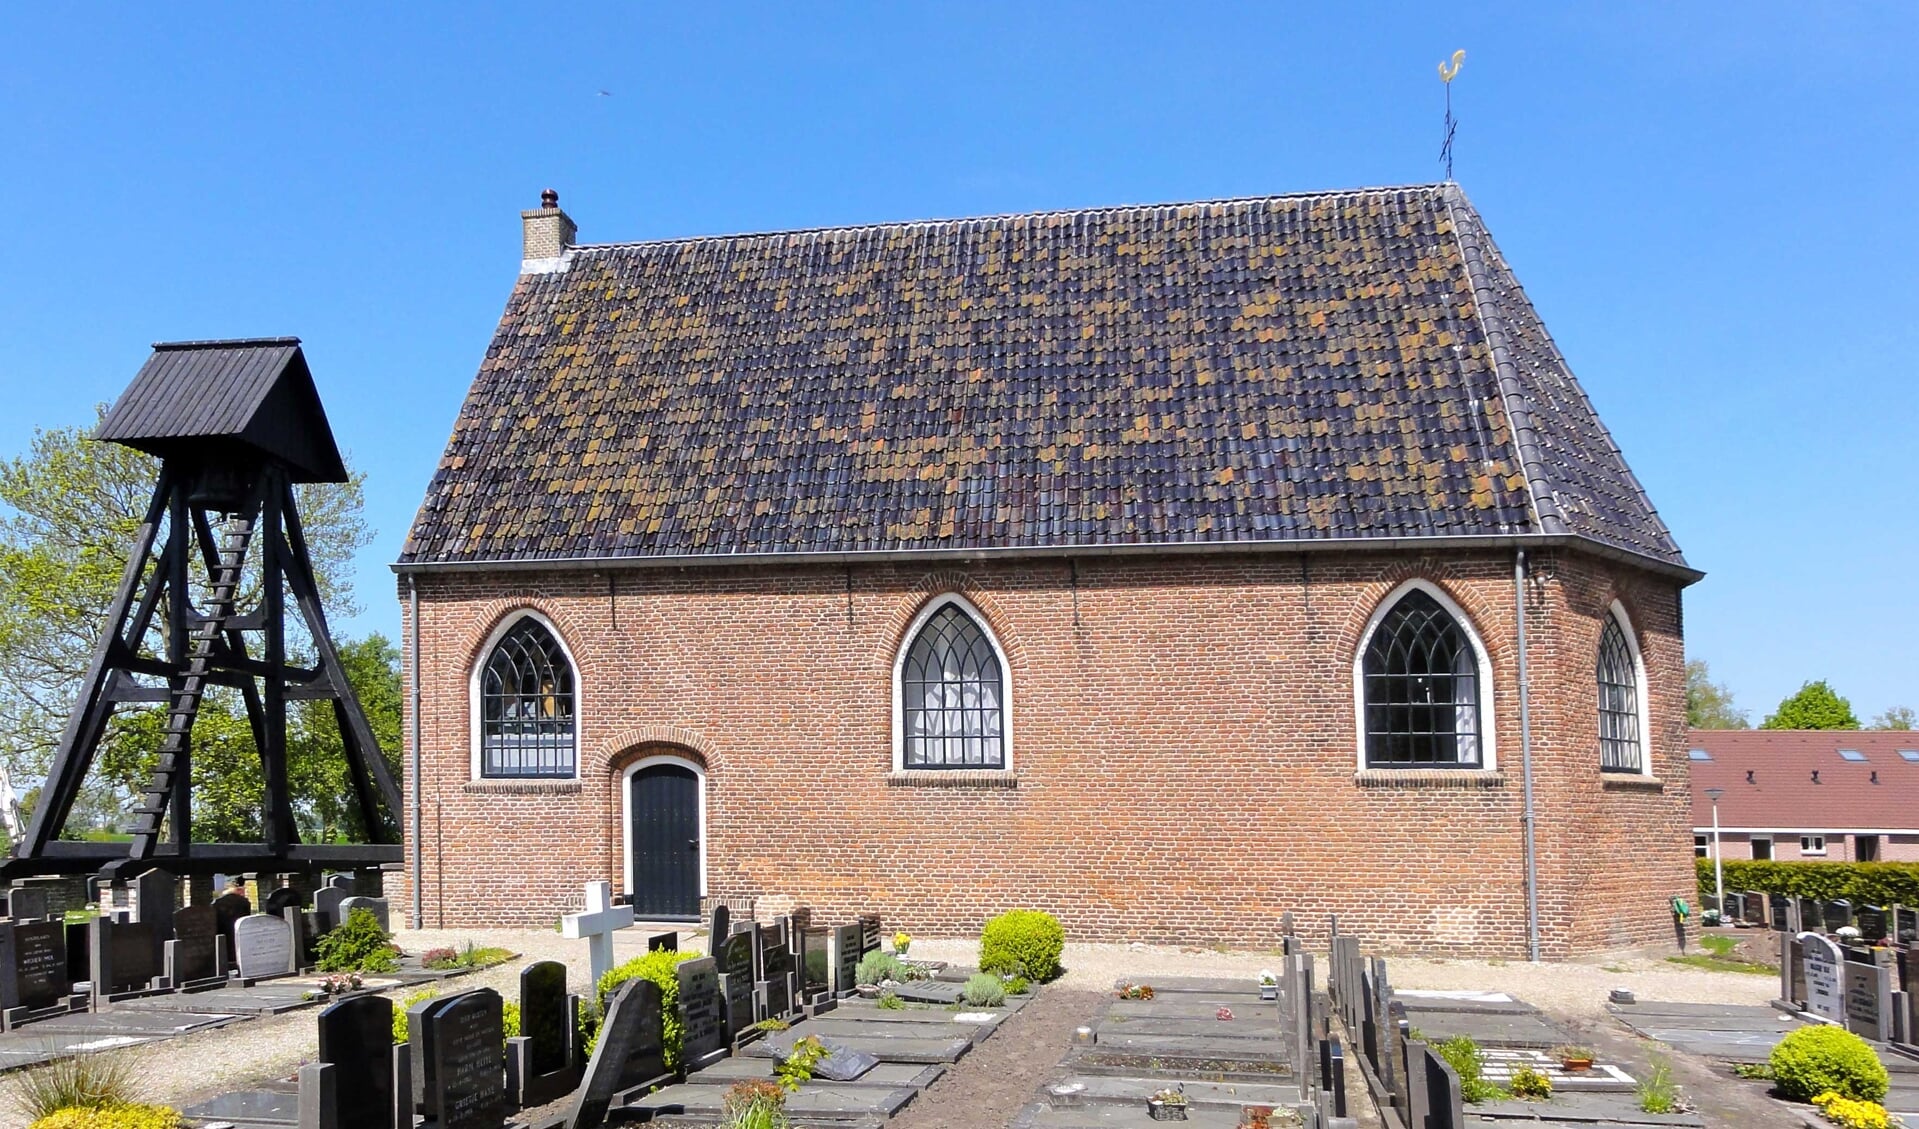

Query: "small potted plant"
<box><xmin>1117</xmin><ymin>982</ymin><xmax>1155</xmax><ymax>1000</ymax></box>
<box><xmin>1238</xmin><ymin>1105</ymin><xmax>1274</xmax><ymax>1129</ymax></box>
<box><xmin>893</xmin><ymin>930</ymin><xmax>912</xmax><ymax>956</ymax></box>
<box><xmin>1554</xmin><ymin>1044</ymin><xmax>1595</xmax><ymax>1072</ymax></box>
<box><xmin>1147</xmin><ymin>1085</ymin><xmax>1188</xmax><ymax>1121</ymax></box>
<box><xmin>1257</xmin><ymin>970</ymin><xmax>1278</xmax><ymax>1001</ymax></box>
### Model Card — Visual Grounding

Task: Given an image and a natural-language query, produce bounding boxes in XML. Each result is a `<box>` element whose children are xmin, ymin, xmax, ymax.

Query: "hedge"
<box><xmin>1696</xmin><ymin>859</ymin><xmax>1919</xmax><ymax>906</ymax></box>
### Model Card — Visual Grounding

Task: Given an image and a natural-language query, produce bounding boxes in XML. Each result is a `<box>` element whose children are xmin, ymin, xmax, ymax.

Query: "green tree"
<box><xmin>1870</xmin><ymin>706</ymin><xmax>1915</xmax><ymax>731</ymax></box>
<box><xmin>1761</xmin><ymin>680</ymin><xmax>1860</xmax><ymax>731</ymax></box>
<box><xmin>0</xmin><ymin>410</ymin><xmax>376</xmax><ymax>837</ymax></box>
<box><xmin>1686</xmin><ymin>660</ymin><xmax>1749</xmax><ymax>729</ymax></box>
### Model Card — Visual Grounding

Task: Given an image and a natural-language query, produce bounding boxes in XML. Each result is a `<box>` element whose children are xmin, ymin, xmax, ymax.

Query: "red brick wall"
<box><xmin>394</xmin><ymin>548</ymin><xmax>1693</xmax><ymax>957</ymax></box>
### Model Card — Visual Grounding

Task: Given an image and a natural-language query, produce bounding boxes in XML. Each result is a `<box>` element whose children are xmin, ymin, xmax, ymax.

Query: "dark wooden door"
<box><xmin>629</xmin><ymin>764</ymin><xmax>700</xmax><ymax>919</ymax></box>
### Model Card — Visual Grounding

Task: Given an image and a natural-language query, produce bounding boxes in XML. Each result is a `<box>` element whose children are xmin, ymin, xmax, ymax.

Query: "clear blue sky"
<box><xmin>2</xmin><ymin>4</ymin><xmax>1912</xmax><ymax>724</ymax></box>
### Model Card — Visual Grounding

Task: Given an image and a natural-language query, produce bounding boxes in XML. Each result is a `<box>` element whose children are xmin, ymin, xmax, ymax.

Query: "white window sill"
<box><xmin>463</xmin><ymin>779</ymin><xmax>584</xmax><ymax>796</ymax></box>
<box><xmin>1601</xmin><ymin>774</ymin><xmax>1665</xmax><ymax>792</ymax></box>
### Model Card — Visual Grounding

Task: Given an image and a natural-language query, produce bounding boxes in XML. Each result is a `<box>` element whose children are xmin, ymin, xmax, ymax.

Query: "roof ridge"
<box><xmin>1443</xmin><ymin>187</ymin><xmax>1685</xmax><ymax>559</ymax></box>
<box><xmin>567</xmin><ymin>183</ymin><xmax>1455</xmax><ymax>252</ymax></box>
<box><xmin>1441</xmin><ymin>186</ymin><xmax>1562</xmax><ymax>536</ymax></box>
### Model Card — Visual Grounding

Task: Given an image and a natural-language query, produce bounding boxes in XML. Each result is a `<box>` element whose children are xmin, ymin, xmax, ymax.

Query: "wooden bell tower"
<box><xmin>5</xmin><ymin>338</ymin><xmax>403</xmax><ymax>881</ymax></box>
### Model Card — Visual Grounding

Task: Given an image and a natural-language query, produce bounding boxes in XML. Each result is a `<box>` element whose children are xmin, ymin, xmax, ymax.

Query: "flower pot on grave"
<box><xmin>1560</xmin><ymin>1056</ymin><xmax>1594</xmax><ymax>1072</ymax></box>
<box><xmin>1259</xmin><ymin>983</ymin><xmax>1278</xmax><ymax>1001</ymax></box>
<box><xmin>856</xmin><ymin>984</ymin><xmax>880</xmax><ymax>998</ymax></box>
<box><xmin>1147</xmin><ymin>1098</ymin><xmax>1188</xmax><ymax>1121</ymax></box>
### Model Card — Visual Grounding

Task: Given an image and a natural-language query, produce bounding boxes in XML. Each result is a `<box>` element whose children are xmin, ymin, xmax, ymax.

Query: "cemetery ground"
<box><xmin>0</xmin><ymin>925</ymin><xmax>1805</xmax><ymax>1129</ymax></box>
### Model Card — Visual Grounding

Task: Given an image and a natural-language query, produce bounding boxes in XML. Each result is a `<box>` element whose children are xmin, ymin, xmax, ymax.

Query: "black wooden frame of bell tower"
<box><xmin>3</xmin><ymin>338</ymin><xmax>403</xmax><ymax>880</ymax></box>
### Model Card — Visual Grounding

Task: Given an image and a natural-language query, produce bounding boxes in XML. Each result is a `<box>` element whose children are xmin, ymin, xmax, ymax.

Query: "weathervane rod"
<box><xmin>1439</xmin><ymin>49</ymin><xmax>1465</xmax><ymax>181</ymax></box>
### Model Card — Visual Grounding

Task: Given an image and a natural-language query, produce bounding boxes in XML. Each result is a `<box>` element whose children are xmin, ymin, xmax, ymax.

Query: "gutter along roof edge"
<box><xmin>393</xmin><ymin>530</ymin><xmax>1705</xmax><ymax>584</ymax></box>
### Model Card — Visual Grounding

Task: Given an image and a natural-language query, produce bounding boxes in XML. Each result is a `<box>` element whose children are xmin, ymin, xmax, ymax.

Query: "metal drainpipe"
<box><xmin>409</xmin><ymin>575</ymin><xmax>424</xmax><ymax>931</ymax></box>
<box><xmin>1516</xmin><ymin>550</ymin><xmax>1540</xmax><ymax>962</ymax></box>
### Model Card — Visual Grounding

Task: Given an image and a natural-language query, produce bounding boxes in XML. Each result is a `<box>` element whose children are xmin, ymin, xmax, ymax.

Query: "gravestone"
<box><xmin>64</xmin><ymin>921</ymin><xmax>88</xmax><ymax>984</ymax></box>
<box><xmin>232</xmin><ymin>913</ymin><xmax>296</xmax><ymax>980</ymax></box>
<box><xmin>561</xmin><ymin>881</ymin><xmax>634</xmax><ymax>989</ymax></box>
<box><xmin>313</xmin><ymin>876</ymin><xmax>352</xmax><ymax>932</ymax></box>
<box><xmin>1899</xmin><ymin>906</ymin><xmax>1919</xmax><ymax>945</ymax></box>
<box><xmin>719</xmin><ymin>930</ymin><xmax>755</xmax><ymax>1036</ymax></box>
<box><xmin>759</xmin><ymin>924</ymin><xmax>793</xmax><ymax>1019</ymax></box>
<box><xmin>4</xmin><ymin>887</ymin><xmax>50</xmax><ymax>922</ymax></box>
<box><xmin>318</xmin><ymin>994</ymin><xmax>395</xmax><ymax>1129</ymax></box>
<box><xmin>1857</xmin><ymin>906</ymin><xmax>1889</xmax><ymax>944</ymax></box>
<box><xmin>427</xmin><ymin>990</ymin><xmax>506</xmax><ymax>1129</ymax></box>
<box><xmin>89</xmin><ymin>917</ymin><xmax>158</xmax><ymax>998</ymax></box>
<box><xmin>0</xmin><ymin>919</ymin><xmax>68</xmax><ymax>1016</ymax></box>
<box><xmin>510</xmin><ymin>960</ymin><xmax>577</xmax><ymax>1106</ymax></box>
<box><xmin>1408</xmin><ymin>1042</ymin><xmax>1464</xmax><ymax>1129</ymax></box>
<box><xmin>214</xmin><ymin>889</ymin><xmax>252</xmax><ymax>944</ymax></box>
<box><xmin>799</xmin><ymin>925</ymin><xmax>830</xmax><ymax>1001</ymax></box>
<box><xmin>831</xmin><ymin>923</ymin><xmax>862</xmax><ymax>997</ymax></box>
<box><xmin>263</xmin><ymin>885</ymin><xmax>302</xmax><ymax>915</ymax></box>
<box><xmin>338</xmin><ymin>896</ymin><xmax>390</xmax><ymax>932</ymax></box>
<box><xmin>813</xmin><ymin>1042</ymin><xmax>880</xmax><ymax>1082</ymax></box>
<box><xmin>1844</xmin><ymin>959</ymin><xmax>1892</xmax><ymax>1042</ymax></box>
<box><xmin>166</xmin><ymin>903</ymin><xmax>220</xmax><ymax>986</ymax></box>
<box><xmin>859</xmin><ymin>913</ymin><xmax>882</xmax><ymax>957</ymax></box>
<box><xmin>1802</xmin><ymin>932</ymin><xmax>1845</xmax><ymax>1024</ymax></box>
<box><xmin>1798</xmin><ymin>897</ymin><xmax>1821</xmax><ymax>934</ymax></box>
<box><xmin>1824</xmin><ymin>900</ymin><xmax>1853</xmax><ymax>932</ymax></box>
<box><xmin>647</xmin><ymin>932</ymin><xmax>677</xmax><ymax>953</ymax></box>
<box><xmin>566</xmin><ymin>979</ymin><xmax>664</xmax><ymax>1129</ymax></box>
<box><xmin>707</xmin><ymin>904</ymin><xmax>729</xmax><ymax>956</ymax></box>
<box><xmin>16</xmin><ymin>876</ymin><xmax>86</xmax><ymax>918</ymax></box>
<box><xmin>675</xmin><ymin>956</ymin><xmax>727</xmax><ymax>1069</ymax></box>
<box><xmin>1770</xmin><ymin>894</ymin><xmax>1791</xmax><ymax>932</ymax></box>
<box><xmin>1743</xmin><ymin>892</ymin><xmax>1766</xmax><ymax>927</ymax></box>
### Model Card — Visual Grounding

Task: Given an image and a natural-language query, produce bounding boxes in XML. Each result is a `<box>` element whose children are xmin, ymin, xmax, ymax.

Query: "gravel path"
<box><xmin>0</xmin><ymin>929</ymin><xmax>1774</xmax><ymax>1125</ymax></box>
<box><xmin>888</xmin><ymin>989</ymin><xmax>1106</xmax><ymax>1129</ymax></box>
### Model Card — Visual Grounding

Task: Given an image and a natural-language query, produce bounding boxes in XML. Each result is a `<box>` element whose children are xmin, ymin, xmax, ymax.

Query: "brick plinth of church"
<box><xmin>395</xmin><ymin>548</ymin><xmax>1691</xmax><ymax>958</ymax></box>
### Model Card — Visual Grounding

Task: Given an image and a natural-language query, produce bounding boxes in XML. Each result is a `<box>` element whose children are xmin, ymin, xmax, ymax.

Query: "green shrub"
<box><xmin>585</xmin><ymin>949</ymin><xmax>704</xmax><ymax>1068</ymax></box>
<box><xmin>313</xmin><ymin>908</ymin><xmax>399</xmax><ymax>974</ymax></box>
<box><xmin>1004</xmin><ymin>975</ymin><xmax>1031</xmax><ymax>995</ymax></box>
<box><xmin>855</xmin><ymin>951</ymin><xmax>905</xmax><ymax>987</ymax></box>
<box><xmin>503</xmin><ymin>1000</ymin><xmax>521</xmax><ymax>1044</ymax></box>
<box><xmin>1696</xmin><ymin>859</ymin><xmax>1919</xmax><ymax>906</ymax></box>
<box><xmin>28</xmin><ymin>1107</ymin><xmax>182</xmax><ymax>1129</ymax></box>
<box><xmin>775</xmin><ymin>1035</ymin><xmax>828</xmax><ymax>1092</ymax></box>
<box><xmin>1434</xmin><ymin>1036</ymin><xmax>1507</xmax><ymax>1104</ymax></box>
<box><xmin>876</xmin><ymin>990</ymin><xmax>904</xmax><ymax>1010</ymax></box>
<box><xmin>721</xmin><ymin>1080</ymin><xmax>789</xmax><ymax>1129</ymax></box>
<box><xmin>960</xmin><ymin>973</ymin><xmax>1006</xmax><ymax>1007</ymax></box>
<box><xmin>1510</xmin><ymin>1067</ymin><xmax>1552</xmax><ymax>1100</ymax></box>
<box><xmin>1769</xmin><ymin>1025</ymin><xmax>1888</xmax><ymax>1103</ymax></box>
<box><xmin>10</xmin><ymin>1051</ymin><xmax>141</xmax><ymax>1119</ymax></box>
<box><xmin>979</xmin><ymin>909</ymin><xmax>1065</xmax><ymax>982</ymax></box>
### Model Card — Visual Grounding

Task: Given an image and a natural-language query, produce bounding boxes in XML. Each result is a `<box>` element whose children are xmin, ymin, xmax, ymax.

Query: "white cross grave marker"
<box><xmin>561</xmin><ymin>880</ymin><xmax>634</xmax><ymax>986</ymax></box>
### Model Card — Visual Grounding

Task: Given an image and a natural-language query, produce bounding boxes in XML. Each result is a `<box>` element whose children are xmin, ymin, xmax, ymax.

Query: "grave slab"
<box><xmin>623</xmin><ymin>1081</ymin><xmax>917</xmax><ymax>1121</ymax></box>
<box><xmin>1096</xmin><ymin>1015</ymin><xmax>1292</xmax><ymax>1041</ymax></box>
<box><xmin>182</xmin><ymin>1089</ymin><xmax>301</xmax><ymax>1125</ymax></box>
<box><xmin>690</xmin><ymin>1056</ymin><xmax>946</xmax><ymax>1089</ymax></box>
<box><xmin>1062</xmin><ymin>1046</ymin><xmax>1295</xmax><ymax>1083</ymax></box>
<box><xmin>1039</xmin><ymin>1072</ymin><xmax>1302</xmax><ymax>1108</ymax></box>
<box><xmin>21</xmin><ymin>1008</ymin><xmax>238</xmax><ymax>1036</ymax></box>
<box><xmin>1390</xmin><ymin>1009</ymin><xmax>1568</xmax><ymax>1048</ymax></box>
<box><xmin>113</xmin><ymin>985</ymin><xmax>315</xmax><ymax>1015</ymax></box>
<box><xmin>890</xmin><ymin>980</ymin><xmax>963</xmax><ymax>1005</ymax></box>
<box><xmin>1012</xmin><ymin>1104</ymin><xmax>1248</xmax><ymax>1128</ymax></box>
<box><xmin>1132</xmin><ymin>976</ymin><xmax>1264</xmax><ymax>996</ymax></box>
<box><xmin>1470</xmin><ymin>1088</ymin><xmax>1706</xmax><ymax>1125</ymax></box>
<box><xmin>747</xmin><ymin>1030</ymin><xmax>973</xmax><ymax>1065</ymax></box>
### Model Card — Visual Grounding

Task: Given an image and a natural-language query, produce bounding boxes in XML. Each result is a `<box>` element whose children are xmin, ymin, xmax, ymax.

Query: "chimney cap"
<box><xmin>541</xmin><ymin>188</ymin><xmax>560</xmax><ymax>209</ymax></box>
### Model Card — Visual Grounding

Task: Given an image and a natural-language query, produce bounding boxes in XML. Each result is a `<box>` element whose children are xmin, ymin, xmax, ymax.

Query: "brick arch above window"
<box><xmin>873</xmin><ymin>572</ymin><xmax>1026</xmax><ymax>671</ymax></box>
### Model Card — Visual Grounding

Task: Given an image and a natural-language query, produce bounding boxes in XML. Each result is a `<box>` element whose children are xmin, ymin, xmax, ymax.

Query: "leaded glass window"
<box><xmin>1597</xmin><ymin>613</ymin><xmax>1642</xmax><ymax>772</ymax></box>
<box><xmin>480</xmin><ymin>618</ymin><xmax>576</xmax><ymax>778</ymax></box>
<box><xmin>901</xmin><ymin>603</ymin><xmax>1005</xmax><ymax>769</ymax></box>
<box><xmin>1362</xmin><ymin>589</ymin><xmax>1483</xmax><ymax>767</ymax></box>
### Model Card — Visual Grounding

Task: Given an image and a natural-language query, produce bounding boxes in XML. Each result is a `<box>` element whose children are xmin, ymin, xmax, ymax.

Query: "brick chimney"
<box><xmin>521</xmin><ymin>188</ymin><xmax>577</xmax><ymax>269</ymax></box>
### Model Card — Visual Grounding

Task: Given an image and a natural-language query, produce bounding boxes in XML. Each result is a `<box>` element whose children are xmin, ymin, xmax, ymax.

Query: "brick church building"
<box><xmin>396</xmin><ymin>184</ymin><xmax>1700</xmax><ymax>957</ymax></box>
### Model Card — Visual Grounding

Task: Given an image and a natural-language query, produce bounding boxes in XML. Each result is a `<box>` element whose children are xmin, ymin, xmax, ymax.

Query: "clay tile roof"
<box><xmin>401</xmin><ymin>184</ymin><xmax>1686</xmax><ymax>570</ymax></box>
<box><xmin>1687</xmin><ymin>730</ymin><xmax>1919</xmax><ymax>832</ymax></box>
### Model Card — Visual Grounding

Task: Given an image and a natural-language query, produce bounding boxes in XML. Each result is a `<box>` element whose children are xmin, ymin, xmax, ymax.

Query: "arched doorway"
<box><xmin>621</xmin><ymin>756</ymin><xmax>704</xmax><ymax>920</ymax></box>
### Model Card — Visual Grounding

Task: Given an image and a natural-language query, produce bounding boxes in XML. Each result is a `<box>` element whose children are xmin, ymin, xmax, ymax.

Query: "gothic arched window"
<box><xmin>1597</xmin><ymin>611</ymin><xmax>1643</xmax><ymax>773</ymax></box>
<box><xmin>898</xmin><ymin>600</ymin><xmax>1006</xmax><ymax>769</ymax></box>
<box><xmin>479</xmin><ymin>617</ymin><xmax>576</xmax><ymax>778</ymax></box>
<box><xmin>1361</xmin><ymin>587</ymin><xmax>1485</xmax><ymax>768</ymax></box>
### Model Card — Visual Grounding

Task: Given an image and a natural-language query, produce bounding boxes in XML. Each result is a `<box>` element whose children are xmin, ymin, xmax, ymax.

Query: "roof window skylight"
<box><xmin>1838</xmin><ymin>749</ymin><xmax>1868</xmax><ymax>762</ymax></box>
<box><xmin>1900</xmin><ymin>750</ymin><xmax>1919</xmax><ymax>763</ymax></box>
<box><xmin>1687</xmin><ymin>748</ymin><xmax>1712</xmax><ymax>761</ymax></box>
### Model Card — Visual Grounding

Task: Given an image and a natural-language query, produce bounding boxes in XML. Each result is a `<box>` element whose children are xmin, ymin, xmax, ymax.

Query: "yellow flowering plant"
<box><xmin>893</xmin><ymin>930</ymin><xmax>911</xmax><ymax>956</ymax></box>
<box><xmin>1813</xmin><ymin>1091</ymin><xmax>1898</xmax><ymax>1129</ymax></box>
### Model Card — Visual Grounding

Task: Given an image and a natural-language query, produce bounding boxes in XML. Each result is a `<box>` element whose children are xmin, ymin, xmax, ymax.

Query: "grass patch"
<box><xmin>1665</xmin><ymin>953</ymin><xmax>1775</xmax><ymax>976</ymax></box>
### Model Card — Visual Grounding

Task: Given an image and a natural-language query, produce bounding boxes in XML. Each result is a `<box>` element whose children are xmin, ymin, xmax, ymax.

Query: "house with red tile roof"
<box><xmin>1688</xmin><ymin>730</ymin><xmax>1919</xmax><ymax>862</ymax></box>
